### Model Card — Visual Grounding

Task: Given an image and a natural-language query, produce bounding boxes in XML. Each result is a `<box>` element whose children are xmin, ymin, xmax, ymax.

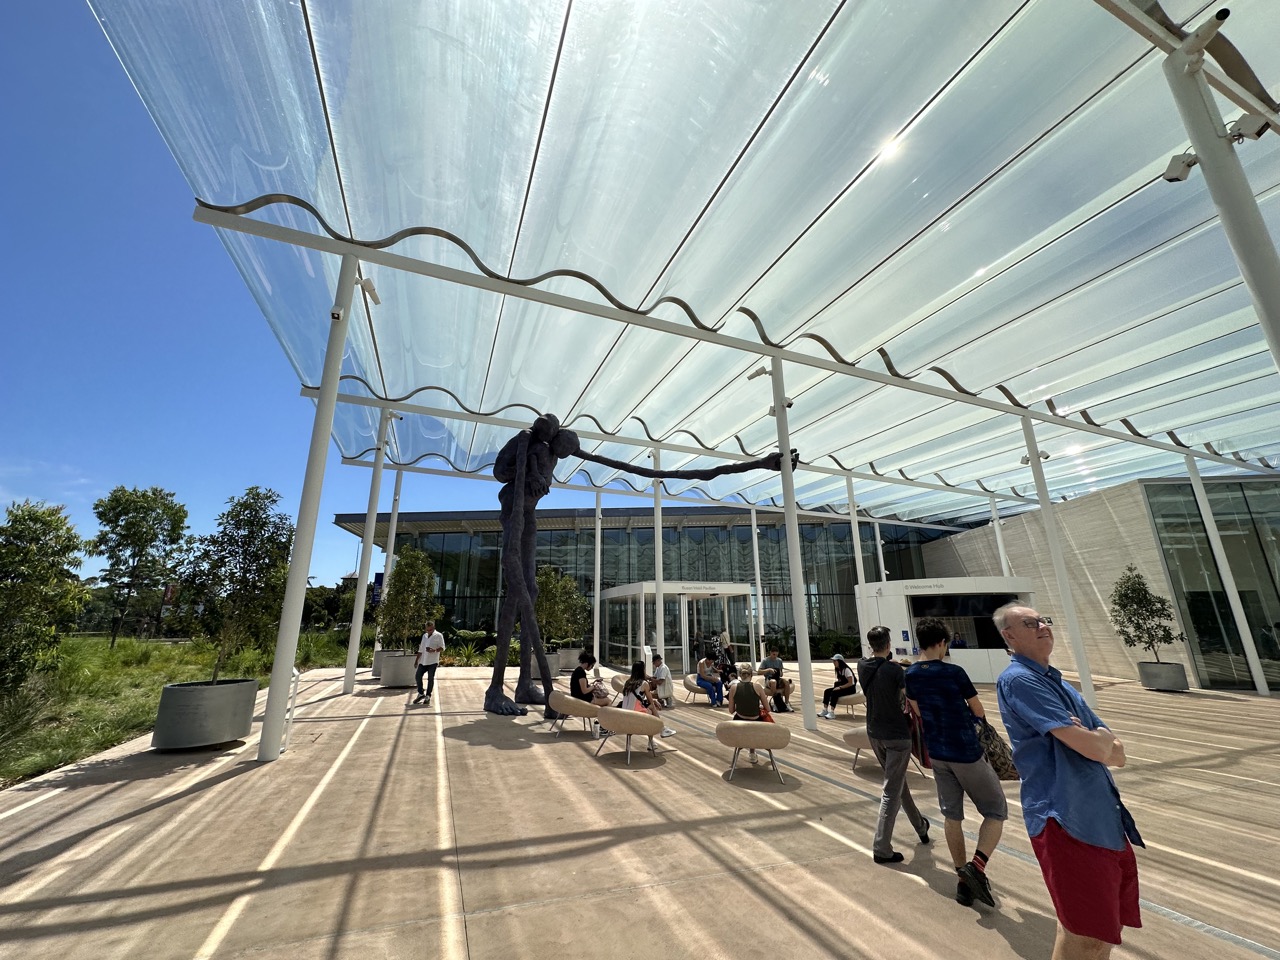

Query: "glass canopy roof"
<box><xmin>89</xmin><ymin>0</ymin><xmax>1280</xmax><ymax>525</ymax></box>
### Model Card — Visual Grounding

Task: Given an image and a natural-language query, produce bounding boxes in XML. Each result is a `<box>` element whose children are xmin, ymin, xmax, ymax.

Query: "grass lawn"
<box><xmin>0</xmin><ymin>632</ymin><xmax>364</xmax><ymax>788</ymax></box>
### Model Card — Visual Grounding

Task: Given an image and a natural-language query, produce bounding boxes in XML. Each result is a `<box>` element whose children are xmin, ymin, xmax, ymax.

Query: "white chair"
<box><xmin>547</xmin><ymin>690</ymin><xmax>599</xmax><ymax>737</ymax></box>
<box><xmin>716</xmin><ymin>720</ymin><xmax>791</xmax><ymax>783</ymax></box>
<box><xmin>594</xmin><ymin>706</ymin><xmax>664</xmax><ymax>765</ymax></box>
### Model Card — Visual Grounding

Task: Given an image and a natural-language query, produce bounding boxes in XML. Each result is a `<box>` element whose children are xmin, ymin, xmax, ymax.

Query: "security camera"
<box><xmin>358</xmin><ymin>277</ymin><xmax>381</xmax><ymax>305</ymax></box>
<box><xmin>1229</xmin><ymin>113</ymin><xmax>1272</xmax><ymax>141</ymax></box>
<box><xmin>1163</xmin><ymin>152</ymin><xmax>1198</xmax><ymax>182</ymax></box>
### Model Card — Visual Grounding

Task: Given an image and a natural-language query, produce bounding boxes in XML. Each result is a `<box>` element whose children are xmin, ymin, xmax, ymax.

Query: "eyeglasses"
<box><xmin>1018</xmin><ymin>616</ymin><xmax>1050</xmax><ymax>629</ymax></box>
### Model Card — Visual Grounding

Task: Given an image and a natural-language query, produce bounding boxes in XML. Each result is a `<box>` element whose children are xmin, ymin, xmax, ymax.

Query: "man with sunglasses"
<box><xmin>995</xmin><ymin>603</ymin><xmax>1144</xmax><ymax>960</ymax></box>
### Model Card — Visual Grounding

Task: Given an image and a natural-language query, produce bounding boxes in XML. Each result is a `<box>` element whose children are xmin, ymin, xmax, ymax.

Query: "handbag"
<box><xmin>975</xmin><ymin>716</ymin><xmax>1019</xmax><ymax>781</ymax></box>
<box><xmin>906</xmin><ymin>702</ymin><xmax>932</xmax><ymax>769</ymax></box>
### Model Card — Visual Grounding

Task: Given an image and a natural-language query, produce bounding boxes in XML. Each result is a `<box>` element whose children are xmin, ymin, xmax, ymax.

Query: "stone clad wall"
<box><xmin>920</xmin><ymin>481</ymin><xmax>1198</xmax><ymax>686</ymax></box>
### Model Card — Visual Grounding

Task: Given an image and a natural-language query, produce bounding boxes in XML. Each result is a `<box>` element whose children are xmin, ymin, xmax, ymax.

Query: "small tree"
<box><xmin>90</xmin><ymin>485</ymin><xmax>188</xmax><ymax>648</ymax></box>
<box><xmin>376</xmin><ymin>546</ymin><xmax>442</xmax><ymax>650</ymax></box>
<box><xmin>1108</xmin><ymin>564</ymin><xmax>1184</xmax><ymax>663</ymax></box>
<box><xmin>0</xmin><ymin>501</ymin><xmax>87</xmax><ymax>691</ymax></box>
<box><xmin>534</xmin><ymin>565</ymin><xmax>590</xmax><ymax>642</ymax></box>
<box><xmin>182</xmin><ymin>487</ymin><xmax>293</xmax><ymax>680</ymax></box>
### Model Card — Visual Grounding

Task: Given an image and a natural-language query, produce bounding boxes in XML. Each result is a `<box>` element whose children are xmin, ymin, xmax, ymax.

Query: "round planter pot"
<box><xmin>371</xmin><ymin>647</ymin><xmax>391</xmax><ymax>679</ymax></box>
<box><xmin>557</xmin><ymin>647</ymin><xmax>582</xmax><ymax>672</ymax></box>
<box><xmin>152</xmin><ymin>678</ymin><xmax>259</xmax><ymax>750</ymax></box>
<box><xmin>1137</xmin><ymin>661</ymin><xmax>1189</xmax><ymax>692</ymax></box>
<box><xmin>379</xmin><ymin>651</ymin><xmax>417</xmax><ymax>688</ymax></box>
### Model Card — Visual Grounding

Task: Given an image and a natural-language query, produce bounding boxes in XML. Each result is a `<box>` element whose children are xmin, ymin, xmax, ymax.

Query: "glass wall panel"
<box><xmin>401</xmin><ymin>510</ymin><xmax>939</xmax><ymax>659</ymax></box>
<box><xmin>1145</xmin><ymin>481</ymin><xmax>1280</xmax><ymax>690</ymax></box>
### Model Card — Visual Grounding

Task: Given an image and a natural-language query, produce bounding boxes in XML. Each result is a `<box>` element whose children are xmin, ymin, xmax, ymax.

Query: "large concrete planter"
<box><xmin>1138</xmin><ymin>661</ymin><xmax>1189</xmax><ymax>692</ymax></box>
<box><xmin>532</xmin><ymin>652</ymin><xmax>560</xmax><ymax>680</ymax></box>
<box><xmin>557</xmin><ymin>646</ymin><xmax>582</xmax><ymax>672</ymax></box>
<box><xmin>379</xmin><ymin>651</ymin><xmax>417</xmax><ymax>688</ymax></box>
<box><xmin>152</xmin><ymin>678</ymin><xmax>258</xmax><ymax>750</ymax></box>
<box><xmin>371</xmin><ymin>647</ymin><xmax>391</xmax><ymax>679</ymax></box>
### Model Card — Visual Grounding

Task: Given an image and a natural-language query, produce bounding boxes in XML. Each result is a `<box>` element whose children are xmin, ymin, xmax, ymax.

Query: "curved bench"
<box><xmin>842</xmin><ymin>727</ymin><xmax>926</xmax><ymax>777</ymax></box>
<box><xmin>715</xmin><ymin>719</ymin><xmax>791</xmax><ymax>783</ymax></box>
<box><xmin>594</xmin><ymin>706</ymin><xmax>664</xmax><ymax>765</ymax></box>
<box><xmin>547</xmin><ymin>689</ymin><xmax>599</xmax><ymax>737</ymax></box>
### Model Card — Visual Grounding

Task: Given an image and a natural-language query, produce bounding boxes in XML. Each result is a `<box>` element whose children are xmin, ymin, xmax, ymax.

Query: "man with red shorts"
<box><xmin>995</xmin><ymin>603</ymin><xmax>1143</xmax><ymax>959</ymax></box>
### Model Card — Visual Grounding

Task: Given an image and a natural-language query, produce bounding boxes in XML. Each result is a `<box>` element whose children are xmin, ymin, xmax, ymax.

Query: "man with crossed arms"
<box><xmin>995</xmin><ymin>603</ymin><xmax>1143</xmax><ymax>960</ymax></box>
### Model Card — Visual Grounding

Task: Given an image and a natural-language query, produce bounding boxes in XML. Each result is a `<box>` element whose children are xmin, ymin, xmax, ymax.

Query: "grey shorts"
<box><xmin>931</xmin><ymin>757</ymin><xmax>1008</xmax><ymax>822</ymax></box>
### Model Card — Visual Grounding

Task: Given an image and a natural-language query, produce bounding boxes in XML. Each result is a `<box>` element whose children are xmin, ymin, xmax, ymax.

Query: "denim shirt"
<box><xmin>996</xmin><ymin>654</ymin><xmax>1143</xmax><ymax>851</ymax></box>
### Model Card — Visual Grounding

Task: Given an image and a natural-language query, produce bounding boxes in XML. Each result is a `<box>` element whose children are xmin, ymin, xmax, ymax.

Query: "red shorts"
<box><xmin>1030</xmin><ymin>818</ymin><xmax>1141</xmax><ymax>945</ymax></box>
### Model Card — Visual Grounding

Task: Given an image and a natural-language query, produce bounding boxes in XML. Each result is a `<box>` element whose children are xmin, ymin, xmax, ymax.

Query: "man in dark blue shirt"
<box><xmin>905</xmin><ymin>617</ymin><xmax>1007</xmax><ymax>907</ymax></box>
<box><xmin>995</xmin><ymin>603</ymin><xmax>1143</xmax><ymax>959</ymax></box>
<box><xmin>858</xmin><ymin>626</ymin><xmax>930</xmax><ymax>865</ymax></box>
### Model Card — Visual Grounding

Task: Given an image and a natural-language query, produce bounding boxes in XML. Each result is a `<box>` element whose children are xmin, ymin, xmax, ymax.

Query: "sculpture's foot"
<box><xmin>483</xmin><ymin>689</ymin><xmax>528</xmax><ymax>716</ymax></box>
<box><xmin>513</xmin><ymin>680</ymin><xmax>547</xmax><ymax>705</ymax></box>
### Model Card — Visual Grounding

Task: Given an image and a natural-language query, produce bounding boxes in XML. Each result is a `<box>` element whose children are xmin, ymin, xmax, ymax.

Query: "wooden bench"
<box><xmin>547</xmin><ymin>690</ymin><xmax>599</xmax><ymax>737</ymax></box>
<box><xmin>715</xmin><ymin>719</ymin><xmax>790</xmax><ymax>783</ymax></box>
<box><xmin>594</xmin><ymin>706</ymin><xmax>664</xmax><ymax>765</ymax></box>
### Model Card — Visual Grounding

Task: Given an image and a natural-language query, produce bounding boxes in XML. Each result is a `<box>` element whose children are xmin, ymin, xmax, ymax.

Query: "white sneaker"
<box><xmin>822</xmin><ymin>709</ymin><xmax>834</xmax><ymax>719</ymax></box>
<box><xmin>660</xmin><ymin>727</ymin><xmax>677</xmax><ymax>738</ymax></box>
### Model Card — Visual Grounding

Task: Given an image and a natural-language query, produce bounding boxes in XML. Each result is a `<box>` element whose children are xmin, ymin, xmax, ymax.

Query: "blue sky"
<box><xmin>2</xmin><ymin>4</ymin><xmax>598</xmax><ymax>587</ymax></box>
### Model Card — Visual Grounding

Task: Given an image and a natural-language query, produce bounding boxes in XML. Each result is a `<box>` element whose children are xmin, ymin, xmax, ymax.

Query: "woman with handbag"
<box><xmin>570</xmin><ymin>652</ymin><xmax>611</xmax><ymax>707</ymax></box>
<box><xmin>622</xmin><ymin>661</ymin><xmax>676</xmax><ymax>738</ymax></box>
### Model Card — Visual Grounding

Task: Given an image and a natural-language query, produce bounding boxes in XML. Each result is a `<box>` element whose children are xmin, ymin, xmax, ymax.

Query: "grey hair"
<box><xmin>992</xmin><ymin>602</ymin><xmax>1027</xmax><ymax>632</ymax></box>
<box><xmin>737</xmin><ymin>664</ymin><xmax>753</xmax><ymax>680</ymax></box>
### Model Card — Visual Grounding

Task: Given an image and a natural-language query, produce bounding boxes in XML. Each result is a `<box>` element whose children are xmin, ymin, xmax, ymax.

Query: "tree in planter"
<box><xmin>90</xmin><ymin>485</ymin><xmax>188</xmax><ymax>648</ymax></box>
<box><xmin>533</xmin><ymin>565</ymin><xmax>590</xmax><ymax>646</ymax></box>
<box><xmin>0</xmin><ymin>501</ymin><xmax>87</xmax><ymax>692</ymax></box>
<box><xmin>181</xmin><ymin>487</ymin><xmax>293</xmax><ymax>681</ymax></box>
<box><xmin>1108</xmin><ymin>564</ymin><xmax>1184</xmax><ymax>663</ymax></box>
<box><xmin>376</xmin><ymin>546</ymin><xmax>443</xmax><ymax>651</ymax></box>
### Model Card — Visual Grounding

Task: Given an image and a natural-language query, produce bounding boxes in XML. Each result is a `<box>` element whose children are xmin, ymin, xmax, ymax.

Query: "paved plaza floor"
<box><xmin>1</xmin><ymin>667</ymin><xmax>1278</xmax><ymax>959</ymax></box>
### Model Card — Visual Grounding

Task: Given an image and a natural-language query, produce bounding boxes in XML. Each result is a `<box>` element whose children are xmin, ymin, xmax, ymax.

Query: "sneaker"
<box><xmin>660</xmin><ymin>727</ymin><xmax>677</xmax><ymax>738</ymax></box>
<box><xmin>958</xmin><ymin>862</ymin><xmax>994</xmax><ymax>907</ymax></box>
<box><xmin>424</xmin><ymin>697</ymin><xmax>431</xmax><ymax>707</ymax></box>
<box><xmin>918</xmin><ymin>817</ymin><xmax>931</xmax><ymax>844</ymax></box>
<box><xmin>873</xmin><ymin>852</ymin><xmax>904</xmax><ymax>864</ymax></box>
<box><xmin>412</xmin><ymin>694</ymin><xmax>424</xmax><ymax>704</ymax></box>
<box><xmin>955</xmin><ymin>880</ymin><xmax>975</xmax><ymax>907</ymax></box>
<box><xmin>748</xmin><ymin>750</ymin><xmax>759</xmax><ymax>764</ymax></box>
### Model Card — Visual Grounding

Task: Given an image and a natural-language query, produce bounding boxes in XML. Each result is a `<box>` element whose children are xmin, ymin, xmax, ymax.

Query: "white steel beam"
<box><xmin>652</xmin><ymin>447</ymin><xmax>665</xmax><ymax>669</ymax></box>
<box><xmin>197</xmin><ymin>205</ymin><xmax>1278</xmax><ymax>479</ymax></box>
<box><xmin>845</xmin><ymin>474</ymin><xmax>869</xmax><ymax>632</ymax></box>
<box><xmin>770</xmin><ymin>358</ymin><xmax>817</xmax><ymax>732</ymax></box>
<box><xmin>1023</xmin><ymin>417</ymin><xmax>1098</xmax><ymax>708</ymax></box>
<box><xmin>258</xmin><ymin>253</ymin><xmax>359</xmax><ymax>762</ymax></box>
<box><xmin>341</xmin><ymin>458</ymin><xmax>966</xmax><ymax>532</ymax></box>
<box><xmin>991</xmin><ymin>496</ymin><xmax>1012</xmax><ymax>577</ymax></box>
<box><xmin>750</xmin><ymin>503</ymin><xmax>765</xmax><ymax>668</ymax></box>
<box><xmin>344</xmin><ymin>408</ymin><xmax>390</xmax><ymax>694</ymax></box>
<box><xmin>375</xmin><ymin>467</ymin><xmax>404</xmax><ymax>652</ymax></box>
<box><xmin>593</xmin><ymin>491</ymin><xmax>602</xmax><ymax>664</ymax></box>
<box><xmin>302</xmin><ymin>386</ymin><xmax>1038</xmax><ymax>506</ymax></box>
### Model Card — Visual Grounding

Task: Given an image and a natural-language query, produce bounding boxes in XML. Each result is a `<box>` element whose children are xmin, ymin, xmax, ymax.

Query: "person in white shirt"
<box><xmin>414</xmin><ymin>620</ymin><xmax>446</xmax><ymax>705</ymax></box>
<box><xmin>649</xmin><ymin>653</ymin><xmax>674</xmax><ymax>706</ymax></box>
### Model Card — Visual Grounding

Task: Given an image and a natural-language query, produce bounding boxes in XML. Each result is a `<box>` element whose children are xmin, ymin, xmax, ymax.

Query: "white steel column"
<box><xmin>259</xmin><ymin>253</ymin><xmax>358</xmax><ymax>762</ymax></box>
<box><xmin>1164</xmin><ymin>16</ymin><xmax>1280</xmax><ymax>373</ymax></box>
<box><xmin>750</xmin><ymin>505</ymin><xmax>765</xmax><ymax>663</ymax></box>
<box><xmin>374</xmin><ymin>467</ymin><xmax>404</xmax><ymax>653</ymax></box>
<box><xmin>652</xmin><ymin>448</ymin><xmax>665</xmax><ymax>667</ymax></box>
<box><xmin>770</xmin><ymin>357</ymin><xmax>817</xmax><ymax>731</ymax></box>
<box><xmin>845</xmin><ymin>475</ymin><xmax>868</xmax><ymax>634</ymax></box>
<box><xmin>343</xmin><ymin>408</ymin><xmax>391</xmax><ymax>694</ymax></box>
<box><xmin>593</xmin><ymin>491</ymin><xmax>602</xmax><ymax>664</ymax></box>
<box><xmin>1185</xmin><ymin>455</ymin><xmax>1270</xmax><ymax>695</ymax></box>
<box><xmin>1022</xmin><ymin>417</ymin><xmax>1098</xmax><ymax>708</ymax></box>
<box><xmin>875</xmin><ymin>523</ymin><xmax>888</xmax><ymax>582</ymax></box>
<box><xmin>991</xmin><ymin>496</ymin><xmax>1012</xmax><ymax>576</ymax></box>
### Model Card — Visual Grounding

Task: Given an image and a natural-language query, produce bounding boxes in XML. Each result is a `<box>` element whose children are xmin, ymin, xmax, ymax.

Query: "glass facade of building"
<box><xmin>370</xmin><ymin>507</ymin><xmax>949</xmax><ymax>658</ymax></box>
<box><xmin>1145</xmin><ymin>480</ymin><xmax>1280</xmax><ymax>690</ymax></box>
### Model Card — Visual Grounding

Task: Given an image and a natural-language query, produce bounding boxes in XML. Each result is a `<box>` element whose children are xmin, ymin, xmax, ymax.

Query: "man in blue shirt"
<box><xmin>995</xmin><ymin>603</ymin><xmax>1143</xmax><ymax>959</ymax></box>
<box><xmin>905</xmin><ymin>618</ymin><xmax>1007</xmax><ymax>908</ymax></box>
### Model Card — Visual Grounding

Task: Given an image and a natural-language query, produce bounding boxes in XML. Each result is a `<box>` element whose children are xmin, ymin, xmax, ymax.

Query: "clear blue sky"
<box><xmin>1</xmin><ymin>4</ymin><xmax>598</xmax><ymax>587</ymax></box>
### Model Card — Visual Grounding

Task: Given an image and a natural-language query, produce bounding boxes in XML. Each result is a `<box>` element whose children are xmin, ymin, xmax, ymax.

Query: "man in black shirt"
<box><xmin>858</xmin><ymin>625</ymin><xmax>931</xmax><ymax>865</ymax></box>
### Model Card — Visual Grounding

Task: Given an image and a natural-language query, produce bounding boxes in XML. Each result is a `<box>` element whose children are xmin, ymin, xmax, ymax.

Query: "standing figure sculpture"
<box><xmin>483</xmin><ymin>414</ymin><xmax>789</xmax><ymax>717</ymax></box>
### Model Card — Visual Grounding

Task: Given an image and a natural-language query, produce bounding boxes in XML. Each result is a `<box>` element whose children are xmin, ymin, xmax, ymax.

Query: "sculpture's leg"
<box><xmin>483</xmin><ymin>592</ymin><xmax>527</xmax><ymax>716</ymax></box>
<box><xmin>513</xmin><ymin>511</ymin><xmax>545</xmax><ymax>704</ymax></box>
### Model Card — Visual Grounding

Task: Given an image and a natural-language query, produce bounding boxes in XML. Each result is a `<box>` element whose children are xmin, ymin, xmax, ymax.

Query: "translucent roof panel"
<box><xmin>89</xmin><ymin>0</ymin><xmax>1280</xmax><ymax>525</ymax></box>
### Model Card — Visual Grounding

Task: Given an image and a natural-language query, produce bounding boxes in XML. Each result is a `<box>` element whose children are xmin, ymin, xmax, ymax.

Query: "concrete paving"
<box><xmin>1</xmin><ymin>667</ymin><xmax>1278</xmax><ymax>960</ymax></box>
